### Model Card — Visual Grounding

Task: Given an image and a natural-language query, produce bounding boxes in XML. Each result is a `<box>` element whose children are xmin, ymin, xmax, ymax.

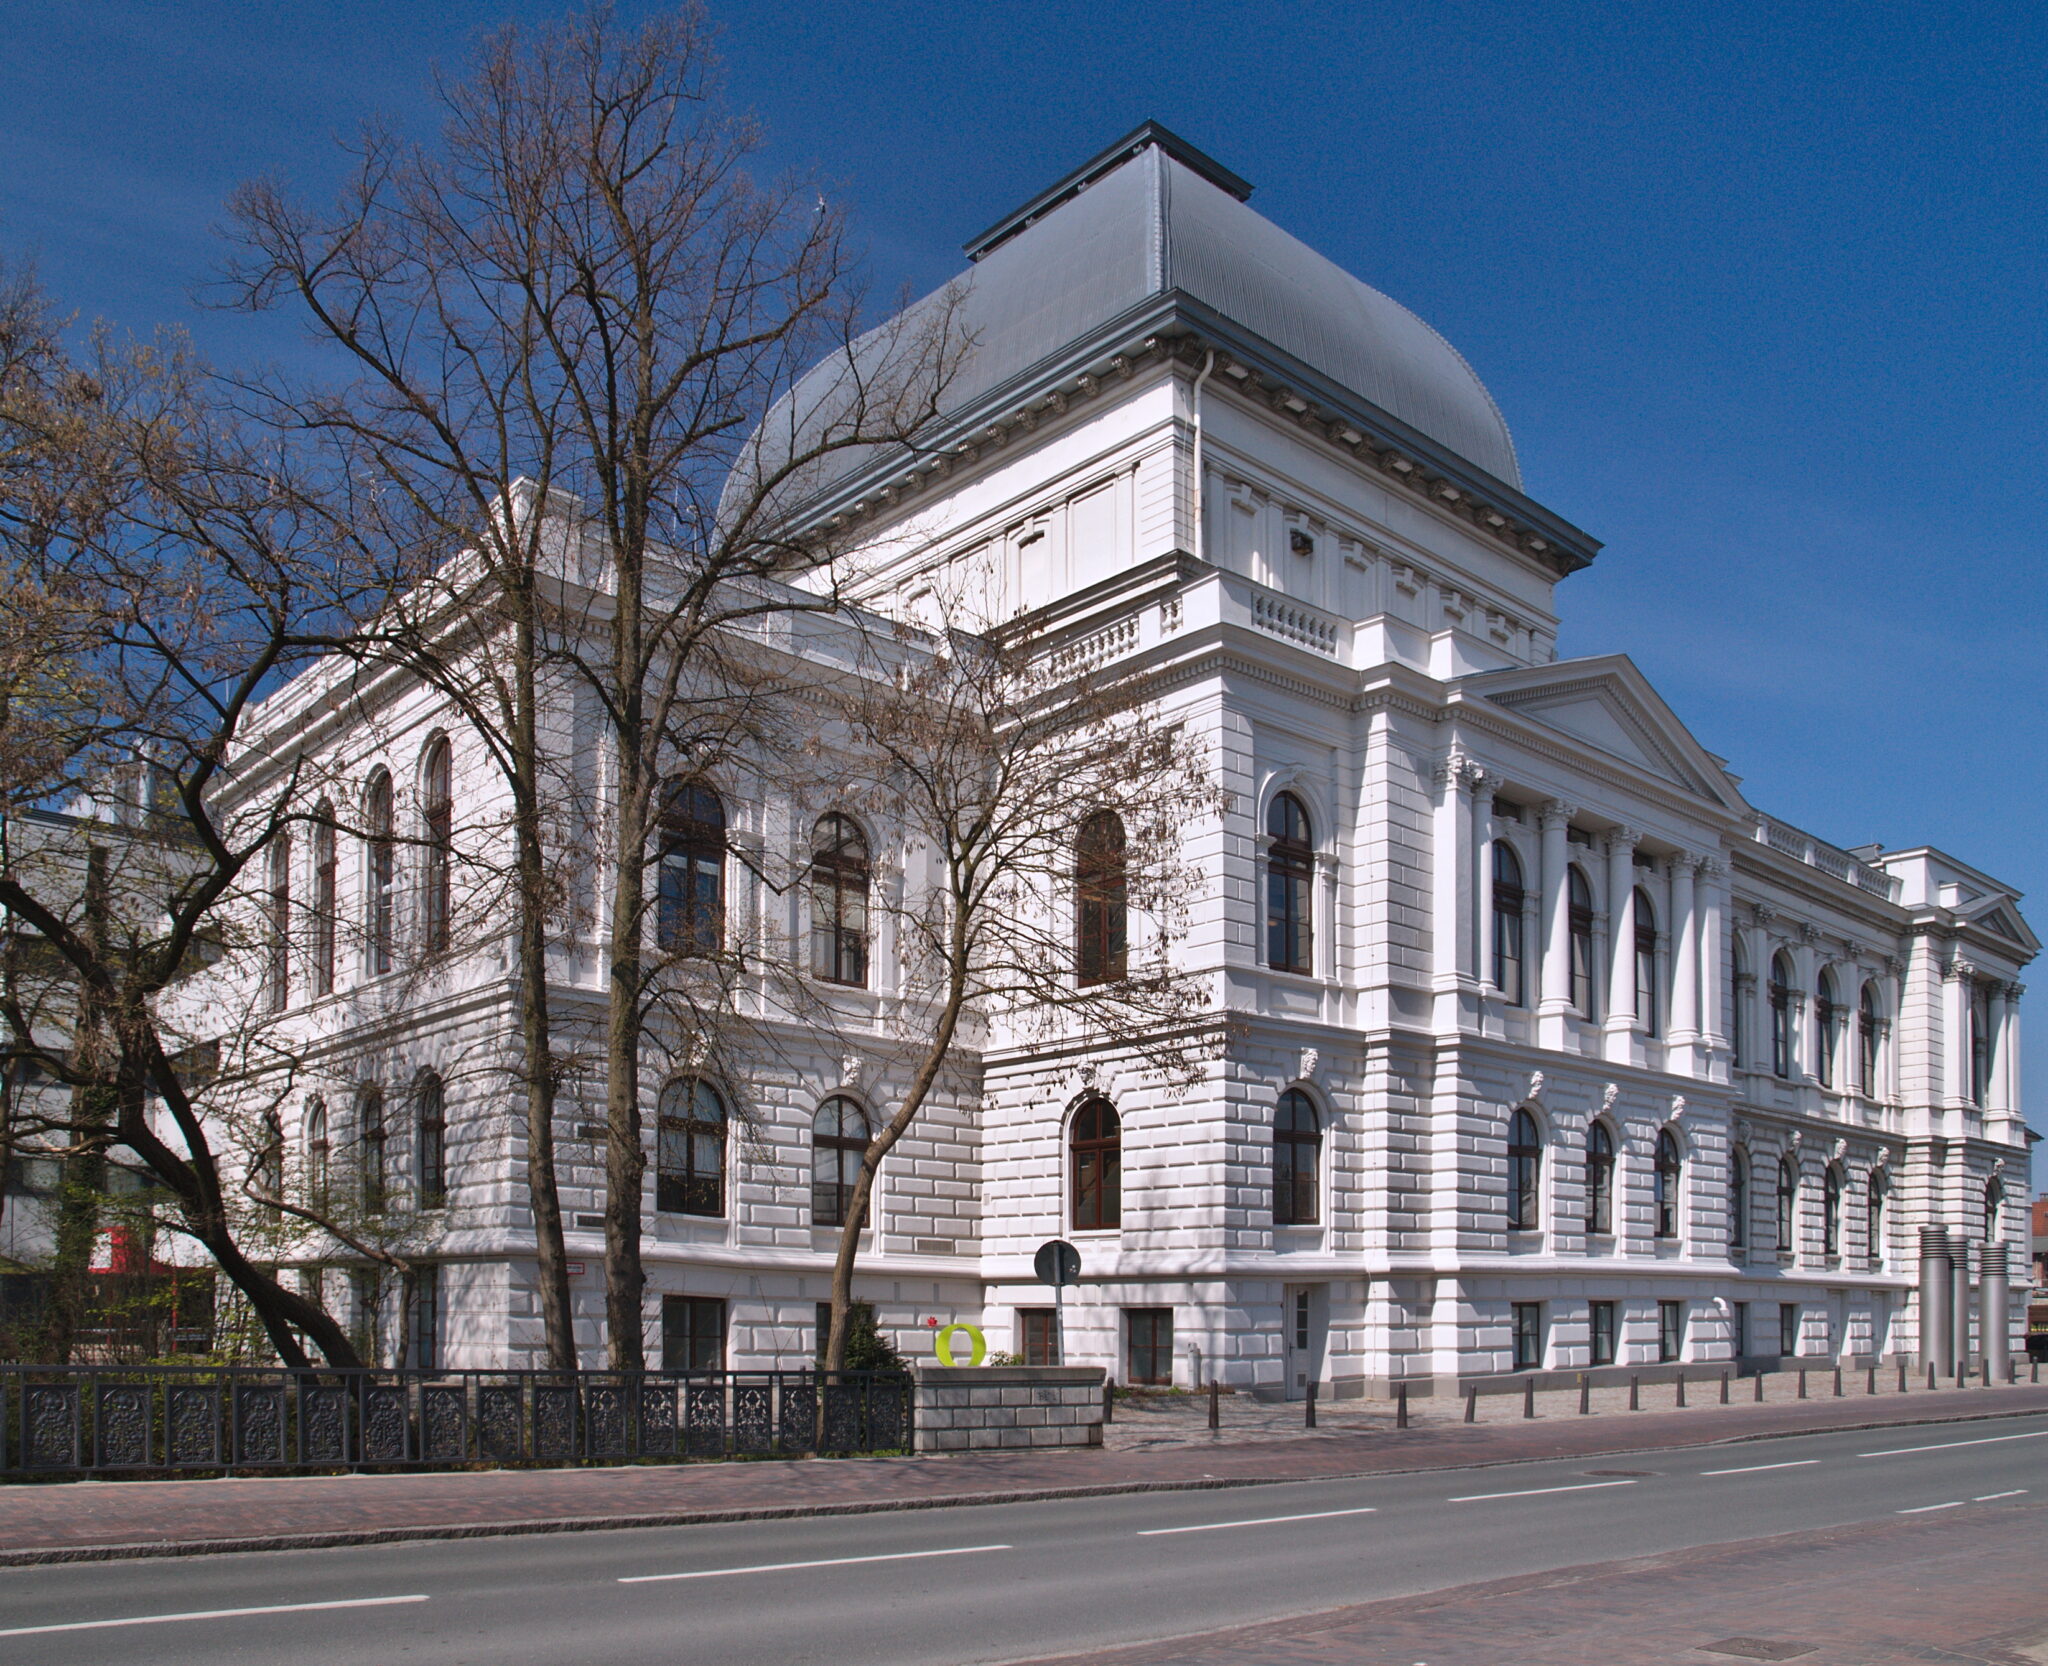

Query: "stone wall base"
<box><xmin>913</xmin><ymin>1365</ymin><xmax>1106</xmax><ymax>1453</ymax></box>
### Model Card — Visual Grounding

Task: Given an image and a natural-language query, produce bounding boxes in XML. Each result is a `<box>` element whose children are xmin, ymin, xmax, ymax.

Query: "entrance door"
<box><xmin>1285</xmin><ymin>1285</ymin><xmax>1326</xmax><ymax>1399</ymax></box>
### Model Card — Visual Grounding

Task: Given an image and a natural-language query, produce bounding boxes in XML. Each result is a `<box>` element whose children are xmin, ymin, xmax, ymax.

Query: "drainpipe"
<box><xmin>1918</xmin><ymin>1226</ymin><xmax>1951</xmax><ymax>1374</ymax></box>
<box><xmin>1981</xmin><ymin>1241</ymin><xmax>2011</xmax><ymax>1381</ymax></box>
<box><xmin>1189</xmin><ymin>348</ymin><xmax>1216</xmax><ymax>562</ymax></box>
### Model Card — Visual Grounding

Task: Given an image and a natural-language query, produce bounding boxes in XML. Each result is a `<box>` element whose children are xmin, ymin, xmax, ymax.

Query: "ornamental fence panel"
<box><xmin>0</xmin><ymin>1365</ymin><xmax>911</xmax><ymax>1478</ymax></box>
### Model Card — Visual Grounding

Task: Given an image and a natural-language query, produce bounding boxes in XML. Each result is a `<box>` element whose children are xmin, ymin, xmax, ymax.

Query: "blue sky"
<box><xmin>5</xmin><ymin>1</ymin><xmax>2044</xmax><ymax>1112</ymax></box>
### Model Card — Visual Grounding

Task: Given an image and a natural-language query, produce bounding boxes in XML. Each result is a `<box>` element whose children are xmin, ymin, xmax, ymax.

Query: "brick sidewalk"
<box><xmin>1007</xmin><ymin>1496</ymin><xmax>2048</xmax><ymax>1665</ymax></box>
<box><xmin>3</xmin><ymin>1379</ymin><xmax>2044</xmax><ymax>1566</ymax></box>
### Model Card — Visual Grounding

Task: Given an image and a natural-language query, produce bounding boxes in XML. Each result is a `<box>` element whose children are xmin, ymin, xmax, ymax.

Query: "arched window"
<box><xmin>305</xmin><ymin>1098</ymin><xmax>330</xmax><ymax>1206</ymax></box>
<box><xmin>809</xmin><ymin>813</ymin><xmax>870</xmax><ymax>986</ymax></box>
<box><xmin>416</xmin><ymin>1070</ymin><xmax>447</xmax><ymax>1210</ymax></box>
<box><xmin>1507</xmin><ymin>1108</ymin><xmax>1541</xmax><ymax>1232</ymax></box>
<box><xmin>811</xmin><ymin>1096</ymin><xmax>870</xmax><ymax>1227</ymax></box>
<box><xmin>1075</xmin><ymin>809</ymin><xmax>1128</xmax><ymax>987</ymax></box>
<box><xmin>1866</xmin><ymin>1168</ymin><xmax>1889</xmax><ymax>1266</ymax></box>
<box><xmin>1985</xmin><ymin>1176</ymin><xmax>2006</xmax><ymax>1241</ymax></box>
<box><xmin>1858</xmin><ymin>983</ymin><xmax>1881</xmax><ymax>1096</ymax></box>
<box><xmin>365</xmin><ymin>771</ymin><xmax>395</xmax><ymax>976</ymax></box>
<box><xmin>1634</xmin><ymin>888</ymin><xmax>1660</xmax><ymax>1037</ymax></box>
<box><xmin>358</xmin><ymin>1084</ymin><xmax>386</xmax><ymax>1216</ymax></box>
<box><xmin>1730</xmin><ymin>1148</ymin><xmax>1749</xmax><ymax>1250</ymax></box>
<box><xmin>1731</xmin><ymin>938</ymin><xmax>1752</xmax><ymax>1067</ymax></box>
<box><xmin>1769</xmin><ymin>953</ymin><xmax>1795</xmax><ymax>1079</ymax></box>
<box><xmin>264</xmin><ymin>834</ymin><xmax>292</xmax><ymax>1013</ymax></box>
<box><xmin>1815</xmin><ymin>969</ymin><xmax>1841</xmax><ymax>1090</ymax></box>
<box><xmin>1654</xmin><ymin>1129</ymin><xmax>1681</xmax><ymax>1240</ymax></box>
<box><xmin>1070</xmin><ymin>1097</ymin><xmax>1121</xmax><ymax>1231</ymax></box>
<box><xmin>311</xmin><ymin>806</ymin><xmax>337</xmax><ymax>998</ymax></box>
<box><xmin>1492</xmin><ymin>843</ymin><xmax>1527</xmax><ymax>1005</ymax></box>
<box><xmin>420</xmin><ymin>736</ymin><xmax>453</xmax><ymax>956</ymax></box>
<box><xmin>657</xmin><ymin>781</ymin><xmax>726</xmax><ymax>955</ymax></box>
<box><xmin>1775</xmin><ymin>1155</ymin><xmax>1798</xmax><ymax>1254</ymax></box>
<box><xmin>1273</xmin><ymin>1089</ymin><xmax>1321</xmax><ymax>1226</ymax></box>
<box><xmin>253</xmin><ymin>1105</ymin><xmax>285</xmax><ymax>1202</ymax></box>
<box><xmin>656</xmin><ymin>1078</ymin><xmax>726</xmax><ymax>1216</ymax></box>
<box><xmin>1822</xmin><ymin>1164</ymin><xmax>1842</xmax><ymax>1256</ymax></box>
<box><xmin>1265</xmin><ymin>793</ymin><xmax>1313</xmax><ymax>975</ymax></box>
<box><xmin>1567</xmin><ymin>867</ymin><xmax>1596</xmax><ymax>1018</ymax></box>
<box><xmin>1584</xmin><ymin>1121</ymin><xmax>1615</xmax><ymax>1236</ymax></box>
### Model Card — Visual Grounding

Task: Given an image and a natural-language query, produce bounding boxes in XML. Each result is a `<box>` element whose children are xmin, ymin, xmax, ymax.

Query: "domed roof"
<box><xmin>739</xmin><ymin>125</ymin><xmax>1526</xmax><ymax>522</ymax></box>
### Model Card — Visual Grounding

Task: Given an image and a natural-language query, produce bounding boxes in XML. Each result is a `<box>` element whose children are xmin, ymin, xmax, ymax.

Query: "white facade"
<box><xmin>226</xmin><ymin>126</ymin><xmax>2034</xmax><ymax>1391</ymax></box>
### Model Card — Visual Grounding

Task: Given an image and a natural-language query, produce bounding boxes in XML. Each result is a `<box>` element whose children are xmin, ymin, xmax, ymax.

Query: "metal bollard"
<box><xmin>1898</xmin><ymin>1357</ymin><xmax>1908</xmax><ymax>1392</ymax></box>
<box><xmin>1927</xmin><ymin>1362</ymin><xmax>1937</xmax><ymax>1390</ymax></box>
<box><xmin>2010</xmin><ymin>1357</ymin><xmax>2019</xmax><ymax>1385</ymax></box>
<box><xmin>1797</xmin><ymin>1369</ymin><xmax>1807</xmax><ymax>1400</ymax></box>
<box><xmin>1396</xmin><ymin>1382</ymin><xmax>1409</xmax><ymax>1429</ymax></box>
<box><xmin>1208</xmin><ymin>1379</ymin><xmax>1220</xmax><ymax>1431</ymax></box>
<box><xmin>1720</xmin><ymin>1370</ymin><xmax>1730</xmax><ymax>1405</ymax></box>
<box><xmin>1104</xmin><ymin>1380</ymin><xmax>1116</xmax><ymax>1424</ymax></box>
<box><xmin>1675</xmin><ymin>1371</ymin><xmax>1686</xmax><ymax>1409</ymax></box>
<box><xmin>1833</xmin><ymin>1367</ymin><xmax>1843</xmax><ymax>1398</ymax></box>
<box><xmin>1464</xmin><ymin>1385</ymin><xmax>1477</xmax><ymax>1423</ymax></box>
<box><xmin>2033</xmin><ymin>1358</ymin><xmax>2040</xmax><ymax>1384</ymax></box>
<box><xmin>1754</xmin><ymin>1370</ymin><xmax>1765</xmax><ymax>1402</ymax></box>
<box><xmin>1629</xmin><ymin>1374</ymin><xmax>1640</xmax><ymax>1411</ymax></box>
<box><xmin>1866</xmin><ymin>1366</ymin><xmax>1877</xmax><ymax>1396</ymax></box>
<box><xmin>1523</xmin><ymin>1377</ymin><xmax>1535</xmax><ymax>1419</ymax></box>
<box><xmin>1578</xmin><ymin>1373</ymin><xmax>1591</xmax><ymax>1415</ymax></box>
<box><xmin>1982</xmin><ymin>1360</ymin><xmax>1992</xmax><ymax>1390</ymax></box>
<box><xmin>1305</xmin><ymin>1381</ymin><xmax>1318</xmax><ymax>1428</ymax></box>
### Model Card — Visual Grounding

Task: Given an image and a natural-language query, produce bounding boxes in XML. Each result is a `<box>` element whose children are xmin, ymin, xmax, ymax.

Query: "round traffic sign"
<box><xmin>1034</xmin><ymin>1239</ymin><xmax>1081</xmax><ymax>1288</ymax></box>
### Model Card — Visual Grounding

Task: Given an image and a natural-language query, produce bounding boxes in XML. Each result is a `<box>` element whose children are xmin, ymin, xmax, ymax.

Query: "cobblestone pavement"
<box><xmin>1003</xmin><ymin>1495</ymin><xmax>2048</xmax><ymax>1666</ymax></box>
<box><xmin>1100</xmin><ymin>1362</ymin><xmax>1984</xmax><ymax>1450</ymax></box>
<box><xmin>3</xmin><ymin>1375</ymin><xmax>2043</xmax><ymax>1564</ymax></box>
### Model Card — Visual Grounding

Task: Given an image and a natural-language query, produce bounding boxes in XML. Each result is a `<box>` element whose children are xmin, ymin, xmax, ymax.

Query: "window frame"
<box><xmin>656</xmin><ymin>1077</ymin><xmax>728</xmax><ymax>1218</ymax></box>
<box><xmin>1075</xmin><ymin>809</ymin><xmax>1129</xmax><ymax>987</ymax></box>
<box><xmin>656</xmin><ymin>780</ymin><xmax>727</xmax><ymax>957</ymax></box>
<box><xmin>1567</xmin><ymin>865</ymin><xmax>1596</xmax><ymax>1017</ymax></box>
<box><xmin>1588</xmin><ymin>1298</ymin><xmax>1617</xmax><ymax>1366</ymax></box>
<box><xmin>1584</xmin><ymin>1121</ymin><xmax>1615</xmax><ymax>1236</ymax></box>
<box><xmin>1070</xmin><ymin>1096</ymin><xmax>1122</xmax><ymax>1232</ymax></box>
<box><xmin>364</xmin><ymin>771</ymin><xmax>396</xmax><ymax>976</ymax></box>
<box><xmin>1814</xmin><ymin>969</ymin><xmax>1841</xmax><ymax>1089</ymax></box>
<box><xmin>1775</xmin><ymin>1156</ymin><xmax>1798</xmax><ymax>1255</ymax></box>
<box><xmin>1866</xmin><ymin>1169</ymin><xmax>1888</xmax><ymax>1267</ymax></box>
<box><xmin>419</xmin><ymin>735</ymin><xmax>454</xmax><ymax>957</ymax></box>
<box><xmin>311</xmin><ymin>808</ymin><xmax>337</xmax><ymax>997</ymax></box>
<box><xmin>662</xmin><ymin>1294</ymin><xmax>727</xmax><ymax>1372</ymax></box>
<box><xmin>416</xmin><ymin>1070</ymin><xmax>447</xmax><ymax>1211</ymax></box>
<box><xmin>1657</xmin><ymin>1299</ymin><xmax>1684</xmax><ymax>1364</ymax></box>
<box><xmin>1769</xmin><ymin>953</ymin><xmax>1795</xmax><ymax>1079</ymax></box>
<box><xmin>1730</xmin><ymin>1148</ymin><xmax>1749</xmax><ymax>1251</ymax></box>
<box><xmin>1511</xmin><ymin>1301</ymin><xmax>1543</xmax><ymax>1371</ymax></box>
<box><xmin>1507</xmin><ymin>1108</ymin><xmax>1542</xmax><ymax>1233</ymax></box>
<box><xmin>809</xmin><ymin>812</ymin><xmax>871</xmax><ymax>987</ymax></box>
<box><xmin>1264</xmin><ymin>792</ymin><xmax>1315</xmax><ymax>975</ymax></box>
<box><xmin>358</xmin><ymin>1083</ymin><xmax>386</xmax><ymax>1217</ymax></box>
<box><xmin>1821</xmin><ymin>1163</ymin><xmax>1842</xmax><ymax>1257</ymax></box>
<box><xmin>1272</xmin><ymin>1088</ymin><xmax>1322</xmax><ymax>1227</ymax></box>
<box><xmin>1857</xmin><ymin>983</ymin><xmax>1881</xmax><ymax>1095</ymax></box>
<box><xmin>811</xmin><ymin>1095</ymin><xmax>871</xmax><ymax>1228</ymax></box>
<box><xmin>405</xmin><ymin>1263</ymin><xmax>441</xmax><ymax>1371</ymax></box>
<box><xmin>1126</xmin><ymin>1306</ymin><xmax>1174</xmax><ymax>1386</ymax></box>
<box><xmin>1653</xmin><ymin>1128</ymin><xmax>1681</xmax><ymax>1240</ymax></box>
<box><xmin>1633</xmin><ymin>887</ymin><xmax>1660</xmax><ymax>1037</ymax></box>
<box><xmin>1491</xmin><ymin>841</ymin><xmax>1527</xmax><ymax>1005</ymax></box>
<box><xmin>264</xmin><ymin>833</ymin><xmax>291</xmax><ymax>1013</ymax></box>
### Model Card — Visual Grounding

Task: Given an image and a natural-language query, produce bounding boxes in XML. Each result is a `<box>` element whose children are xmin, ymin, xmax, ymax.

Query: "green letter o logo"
<box><xmin>934</xmin><ymin>1323</ymin><xmax>986</xmax><ymax>1368</ymax></box>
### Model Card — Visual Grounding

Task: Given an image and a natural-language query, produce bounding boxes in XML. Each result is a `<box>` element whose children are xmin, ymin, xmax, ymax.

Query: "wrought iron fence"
<box><xmin>0</xmin><ymin>1365</ymin><xmax>912</xmax><ymax>1477</ymax></box>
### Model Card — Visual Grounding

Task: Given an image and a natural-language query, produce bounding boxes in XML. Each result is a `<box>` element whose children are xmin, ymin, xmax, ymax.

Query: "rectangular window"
<box><xmin>406</xmin><ymin>1264</ymin><xmax>441</xmax><ymax>1371</ymax></box>
<box><xmin>1126</xmin><ymin>1307</ymin><xmax>1174</xmax><ymax>1386</ymax></box>
<box><xmin>1657</xmin><ymin>1300</ymin><xmax>1684</xmax><ymax>1364</ymax></box>
<box><xmin>1511</xmin><ymin>1302</ymin><xmax>1543</xmax><ymax>1371</ymax></box>
<box><xmin>663</xmin><ymin>1295</ymin><xmax>727</xmax><ymax>1372</ymax></box>
<box><xmin>1732</xmin><ymin>1301</ymin><xmax>1750</xmax><ymax>1357</ymax></box>
<box><xmin>1588</xmin><ymin>1300</ymin><xmax>1616</xmax><ymax>1366</ymax></box>
<box><xmin>1779</xmin><ymin>1302</ymin><xmax>1800</xmax><ymax>1358</ymax></box>
<box><xmin>1019</xmin><ymin>1308</ymin><xmax>1058</xmax><ymax>1366</ymax></box>
<box><xmin>352</xmin><ymin>1266</ymin><xmax>385</xmax><ymax>1367</ymax></box>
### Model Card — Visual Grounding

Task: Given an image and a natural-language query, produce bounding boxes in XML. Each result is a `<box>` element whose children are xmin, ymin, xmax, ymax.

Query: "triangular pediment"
<box><xmin>1456</xmin><ymin>655</ymin><xmax>1750</xmax><ymax>812</ymax></box>
<box><xmin>1954</xmin><ymin>893</ymin><xmax>2042</xmax><ymax>956</ymax></box>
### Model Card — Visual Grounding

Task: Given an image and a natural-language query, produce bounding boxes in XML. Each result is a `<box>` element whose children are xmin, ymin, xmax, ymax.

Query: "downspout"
<box><xmin>1189</xmin><ymin>348</ymin><xmax>1216</xmax><ymax>562</ymax></box>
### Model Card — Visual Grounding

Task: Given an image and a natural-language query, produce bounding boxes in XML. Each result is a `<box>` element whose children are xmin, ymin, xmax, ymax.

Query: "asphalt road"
<box><xmin>2</xmin><ymin>1412</ymin><xmax>2044</xmax><ymax>1666</ymax></box>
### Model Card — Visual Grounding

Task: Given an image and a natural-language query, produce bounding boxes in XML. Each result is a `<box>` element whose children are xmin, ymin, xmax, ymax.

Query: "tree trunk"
<box><xmin>602</xmin><ymin>702</ymin><xmax>649</xmax><ymax>1373</ymax></box>
<box><xmin>41</xmin><ymin>845</ymin><xmax>112</xmax><ymax>1364</ymax></box>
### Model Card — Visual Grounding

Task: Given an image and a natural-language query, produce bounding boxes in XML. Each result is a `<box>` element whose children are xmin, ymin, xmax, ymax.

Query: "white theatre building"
<box><xmin>239</xmin><ymin>124</ymin><xmax>2034</xmax><ymax>1393</ymax></box>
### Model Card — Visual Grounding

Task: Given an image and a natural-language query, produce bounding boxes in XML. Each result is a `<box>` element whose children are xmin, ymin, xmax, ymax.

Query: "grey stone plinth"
<box><xmin>911</xmin><ymin>1365</ymin><xmax>1107</xmax><ymax>1454</ymax></box>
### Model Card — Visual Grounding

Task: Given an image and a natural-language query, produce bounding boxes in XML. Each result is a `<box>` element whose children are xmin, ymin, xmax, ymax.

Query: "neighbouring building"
<box><xmin>209</xmin><ymin>124</ymin><xmax>2033</xmax><ymax>1392</ymax></box>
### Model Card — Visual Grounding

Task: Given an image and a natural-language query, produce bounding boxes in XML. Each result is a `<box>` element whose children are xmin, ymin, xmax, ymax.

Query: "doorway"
<box><xmin>1284</xmin><ymin>1284</ymin><xmax>1326</xmax><ymax>1399</ymax></box>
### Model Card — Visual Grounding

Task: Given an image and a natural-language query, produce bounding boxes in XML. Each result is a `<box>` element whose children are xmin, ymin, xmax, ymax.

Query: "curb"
<box><xmin>4</xmin><ymin>1397</ymin><xmax>2043</xmax><ymax>1569</ymax></box>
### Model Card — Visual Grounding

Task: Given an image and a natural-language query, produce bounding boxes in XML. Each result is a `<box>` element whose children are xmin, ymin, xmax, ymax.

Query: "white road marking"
<box><xmin>1700</xmin><ymin>1459</ymin><xmax>1821</xmax><ymax>1476</ymax></box>
<box><xmin>1859</xmin><ymin>1428</ymin><xmax>2048</xmax><ymax>1458</ymax></box>
<box><xmin>1447</xmin><ymin>1480</ymin><xmax>1637</xmax><ymax>1503</ymax></box>
<box><xmin>1138</xmin><ymin>1506</ymin><xmax>1379</xmax><ymax>1536</ymax></box>
<box><xmin>1897</xmin><ymin>1501</ymin><xmax>1964</xmax><ymax>1514</ymax></box>
<box><xmin>1974</xmin><ymin>1490</ymin><xmax>2027</xmax><ymax>1501</ymax></box>
<box><xmin>619</xmin><ymin>1545</ymin><xmax>1011</xmax><ymax>1583</ymax></box>
<box><xmin>0</xmin><ymin>1594</ymin><xmax>428</xmax><ymax>1639</ymax></box>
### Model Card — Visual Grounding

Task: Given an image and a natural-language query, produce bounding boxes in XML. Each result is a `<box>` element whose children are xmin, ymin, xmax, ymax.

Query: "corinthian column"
<box><xmin>1537</xmin><ymin>801</ymin><xmax>1575</xmax><ymax>1047</ymax></box>
<box><xmin>1669</xmin><ymin>856</ymin><xmax>1701</xmax><ymax>1055</ymax></box>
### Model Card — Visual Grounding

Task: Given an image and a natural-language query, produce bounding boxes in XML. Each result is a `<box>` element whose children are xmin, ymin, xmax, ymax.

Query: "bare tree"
<box><xmin>0</xmin><ymin>282</ymin><xmax>385</xmax><ymax>1368</ymax></box>
<box><xmin>808</xmin><ymin>605</ymin><xmax>1223</xmax><ymax>1373</ymax></box>
<box><xmin>221</xmin><ymin>5</ymin><xmax>960</xmax><ymax>1369</ymax></box>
